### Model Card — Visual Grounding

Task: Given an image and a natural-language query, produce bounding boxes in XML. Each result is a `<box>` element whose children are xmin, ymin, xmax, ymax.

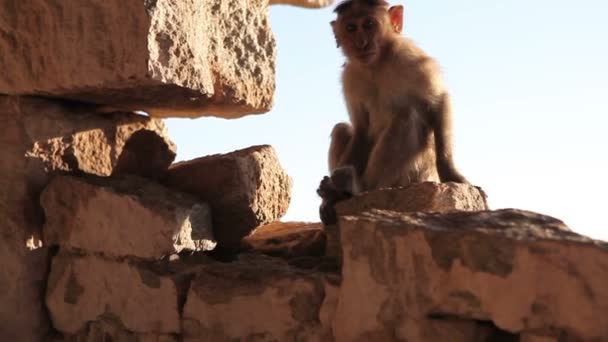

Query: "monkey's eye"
<box><xmin>362</xmin><ymin>18</ymin><xmax>374</xmax><ymax>29</ymax></box>
<box><xmin>346</xmin><ymin>23</ymin><xmax>357</xmax><ymax>32</ymax></box>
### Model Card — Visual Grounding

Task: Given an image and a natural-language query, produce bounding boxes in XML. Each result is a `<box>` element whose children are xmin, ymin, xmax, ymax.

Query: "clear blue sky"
<box><xmin>167</xmin><ymin>1</ymin><xmax>608</xmax><ymax>240</ymax></box>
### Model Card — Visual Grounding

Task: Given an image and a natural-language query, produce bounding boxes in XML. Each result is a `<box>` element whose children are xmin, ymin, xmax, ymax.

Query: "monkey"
<box><xmin>318</xmin><ymin>0</ymin><xmax>468</xmax><ymax>225</ymax></box>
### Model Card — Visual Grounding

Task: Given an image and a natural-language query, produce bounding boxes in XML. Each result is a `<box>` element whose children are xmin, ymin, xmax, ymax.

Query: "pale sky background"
<box><xmin>166</xmin><ymin>1</ymin><xmax>608</xmax><ymax>241</ymax></box>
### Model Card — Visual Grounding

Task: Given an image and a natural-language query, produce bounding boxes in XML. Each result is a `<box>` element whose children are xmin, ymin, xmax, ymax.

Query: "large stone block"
<box><xmin>242</xmin><ymin>222</ymin><xmax>325</xmax><ymax>258</ymax></box>
<box><xmin>46</xmin><ymin>251</ymin><xmax>181</xmax><ymax>335</ymax></box>
<box><xmin>335</xmin><ymin>181</ymin><xmax>489</xmax><ymax>217</ymax></box>
<box><xmin>42</xmin><ymin>175</ymin><xmax>215</xmax><ymax>258</ymax></box>
<box><xmin>182</xmin><ymin>255</ymin><xmax>336</xmax><ymax>341</ymax></box>
<box><xmin>165</xmin><ymin>145</ymin><xmax>292</xmax><ymax>251</ymax></box>
<box><xmin>334</xmin><ymin>209</ymin><xmax>608</xmax><ymax>341</ymax></box>
<box><xmin>0</xmin><ymin>96</ymin><xmax>172</xmax><ymax>341</ymax></box>
<box><xmin>0</xmin><ymin>0</ymin><xmax>275</xmax><ymax>118</ymax></box>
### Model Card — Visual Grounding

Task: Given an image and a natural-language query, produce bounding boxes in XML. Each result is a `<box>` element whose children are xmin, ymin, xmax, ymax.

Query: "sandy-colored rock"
<box><xmin>270</xmin><ymin>0</ymin><xmax>335</xmax><ymax>8</ymax></box>
<box><xmin>0</xmin><ymin>0</ymin><xmax>275</xmax><ymax>118</ymax></box>
<box><xmin>335</xmin><ymin>181</ymin><xmax>488</xmax><ymax>217</ymax></box>
<box><xmin>46</xmin><ymin>251</ymin><xmax>181</xmax><ymax>335</ymax></box>
<box><xmin>520</xmin><ymin>333</ymin><xmax>559</xmax><ymax>342</ymax></box>
<box><xmin>165</xmin><ymin>145</ymin><xmax>292</xmax><ymax>251</ymax></box>
<box><xmin>0</xmin><ymin>244</ymin><xmax>49</xmax><ymax>342</ymax></box>
<box><xmin>334</xmin><ymin>209</ymin><xmax>608</xmax><ymax>341</ymax></box>
<box><xmin>243</xmin><ymin>222</ymin><xmax>325</xmax><ymax>258</ymax></box>
<box><xmin>322</xmin><ymin>225</ymin><xmax>340</xmax><ymax>260</ymax></box>
<box><xmin>113</xmin><ymin>129</ymin><xmax>176</xmax><ymax>180</ymax></box>
<box><xmin>182</xmin><ymin>254</ymin><xmax>336</xmax><ymax>342</ymax></box>
<box><xmin>42</xmin><ymin>175</ymin><xmax>215</xmax><ymax>258</ymax></box>
<box><xmin>63</xmin><ymin>316</ymin><xmax>178</xmax><ymax>342</ymax></box>
<box><xmin>0</xmin><ymin>96</ymin><xmax>171</xmax><ymax>342</ymax></box>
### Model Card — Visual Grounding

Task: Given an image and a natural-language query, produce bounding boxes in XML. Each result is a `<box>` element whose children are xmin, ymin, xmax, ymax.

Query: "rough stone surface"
<box><xmin>323</xmin><ymin>224</ymin><xmax>342</xmax><ymax>261</ymax></box>
<box><xmin>0</xmin><ymin>96</ymin><xmax>171</xmax><ymax>342</ymax></box>
<box><xmin>270</xmin><ymin>0</ymin><xmax>335</xmax><ymax>8</ymax></box>
<box><xmin>335</xmin><ymin>181</ymin><xmax>489</xmax><ymax>217</ymax></box>
<box><xmin>42</xmin><ymin>174</ymin><xmax>216</xmax><ymax>258</ymax></box>
<box><xmin>165</xmin><ymin>145</ymin><xmax>292</xmax><ymax>251</ymax></box>
<box><xmin>46</xmin><ymin>251</ymin><xmax>181</xmax><ymax>335</ymax></box>
<box><xmin>112</xmin><ymin>129</ymin><xmax>176</xmax><ymax>180</ymax></box>
<box><xmin>334</xmin><ymin>209</ymin><xmax>608</xmax><ymax>341</ymax></box>
<box><xmin>242</xmin><ymin>222</ymin><xmax>325</xmax><ymax>258</ymax></box>
<box><xmin>62</xmin><ymin>316</ymin><xmax>179</xmax><ymax>342</ymax></box>
<box><xmin>520</xmin><ymin>333</ymin><xmax>559</xmax><ymax>342</ymax></box>
<box><xmin>0</xmin><ymin>0</ymin><xmax>275</xmax><ymax>118</ymax></box>
<box><xmin>182</xmin><ymin>254</ymin><xmax>336</xmax><ymax>342</ymax></box>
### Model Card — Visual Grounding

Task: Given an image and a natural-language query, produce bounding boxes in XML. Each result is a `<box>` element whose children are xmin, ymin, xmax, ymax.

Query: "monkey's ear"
<box><xmin>330</xmin><ymin>20</ymin><xmax>341</xmax><ymax>47</ymax></box>
<box><xmin>388</xmin><ymin>5</ymin><xmax>404</xmax><ymax>33</ymax></box>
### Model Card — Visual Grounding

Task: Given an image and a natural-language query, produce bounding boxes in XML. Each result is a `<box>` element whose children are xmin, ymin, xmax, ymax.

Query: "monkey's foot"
<box><xmin>317</xmin><ymin>174</ymin><xmax>355</xmax><ymax>225</ymax></box>
<box><xmin>316</xmin><ymin>176</ymin><xmax>336</xmax><ymax>198</ymax></box>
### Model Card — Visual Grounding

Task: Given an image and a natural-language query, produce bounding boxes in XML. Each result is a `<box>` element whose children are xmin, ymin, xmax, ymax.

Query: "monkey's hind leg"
<box><xmin>362</xmin><ymin>117</ymin><xmax>425</xmax><ymax>190</ymax></box>
<box><xmin>328</xmin><ymin>122</ymin><xmax>353</xmax><ymax>172</ymax></box>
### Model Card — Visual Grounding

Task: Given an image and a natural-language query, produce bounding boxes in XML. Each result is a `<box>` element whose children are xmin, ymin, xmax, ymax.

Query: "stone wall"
<box><xmin>0</xmin><ymin>1</ymin><xmax>294</xmax><ymax>339</ymax></box>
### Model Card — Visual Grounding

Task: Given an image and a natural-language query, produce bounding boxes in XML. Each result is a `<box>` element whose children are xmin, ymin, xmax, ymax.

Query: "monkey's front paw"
<box><xmin>317</xmin><ymin>173</ymin><xmax>356</xmax><ymax>226</ymax></box>
<box><xmin>317</xmin><ymin>176</ymin><xmax>337</xmax><ymax>198</ymax></box>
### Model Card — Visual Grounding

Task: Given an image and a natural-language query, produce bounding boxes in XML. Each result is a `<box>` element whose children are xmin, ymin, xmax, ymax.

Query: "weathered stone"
<box><xmin>63</xmin><ymin>315</ymin><xmax>179</xmax><ymax>342</ymax></box>
<box><xmin>0</xmin><ymin>0</ymin><xmax>275</xmax><ymax>118</ymax></box>
<box><xmin>0</xmin><ymin>96</ymin><xmax>171</xmax><ymax>342</ymax></box>
<box><xmin>182</xmin><ymin>254</ymin><xmax>336</xmax><ymax>342</ymax></box>
<box><xmin>334</xmin><ymin>209</ymin><xmax>607</xmax><ymax>341</ymax></box>
<box><xmin>399</xmin><ymin>318</ymin><xmax>517</xmax><ymax>342</ymax></box>
<box><xmin>46</xmin><ymin>251</ymin><xmax>181</xmax><ymax>335</ymax></box>
<box><xmin>242</xmin><ymin>222</ymin><xmax>325</xmax><ymax>258</ymax></box>
<box><xmin>113</xmin><ymin>129</ymin><xmax>176</xmax><ymax>180</ymax></box>
<box><xmin>520</xmin><ymin>333</ymin><xmax>559</xmax><ymax>342</ymax></box>
<box><xmin>323</xmin><ymin>225</ymin><xmax>341</xmax><ymax>262</ymax></box>
<box><xmin>165</xmin><ymin>145</ymin><xmax>292</xmax><ymax>251</ymax></box>
<box><xmin>0</xmin><ymin>243</ymin><xmax>49</xmax><ymax>342</ymax></box>
<box><xmin>335</xmin><ymin>181</ymin><xmax>489</xmax><ymax>217</ymax></box>
<box><xmin>42</xmin><ymin>174</ymin><xmax>215</xmax><ymax>258</ymax></box>
<box><xmin>269</xmin><ymin>0</ymin><xmax>335</xmax><ymax>8</ymax></box>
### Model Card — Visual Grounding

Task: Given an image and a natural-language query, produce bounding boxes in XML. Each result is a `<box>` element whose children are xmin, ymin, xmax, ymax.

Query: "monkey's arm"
<box><xmin>429</xmin><ymin>94</ymin><xmax>469</xmax><ymax>183</ymax></box>
<box><xmin>338</xmin><ymin>129</ymin><xmax>369</xmax><ymax>175</ymax></box>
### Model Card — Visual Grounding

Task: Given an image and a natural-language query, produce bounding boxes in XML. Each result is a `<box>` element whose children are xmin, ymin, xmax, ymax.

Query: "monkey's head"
<box><xmin>331</xmin><ymin>0</ymin><xmax>403</xmax><ymax>66</ymax></box>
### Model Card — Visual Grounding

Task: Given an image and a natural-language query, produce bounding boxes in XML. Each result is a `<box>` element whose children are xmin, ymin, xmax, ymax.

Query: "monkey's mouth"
<box><xmin>357</xmin><ymin>51</ymin><xmax>378</xmax><ymax>64</ymax></box>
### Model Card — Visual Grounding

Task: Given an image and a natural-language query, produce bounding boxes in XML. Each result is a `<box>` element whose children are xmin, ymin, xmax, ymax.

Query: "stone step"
<box><xmin>42</xmin><ymin>174</ymin><xmax>216</xmax><ymax>259</ymax></box>
<box><xmin>0</xmin><ymin>0</ymin><xmax>275</xmax><ymax>118</ymax></box>
<box><xmin>44</xmin><ymin>205</ymin><xmax>608</xmax><ymax>341</ymax></box>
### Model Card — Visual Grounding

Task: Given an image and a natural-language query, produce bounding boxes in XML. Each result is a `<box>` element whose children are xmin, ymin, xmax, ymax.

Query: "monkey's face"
<box><xmin>331</xmin><ymin>5</ymin><xmax>402</xmax><ymax>67</ymax></box>
<box><xmin>332</xmin><ymin>14</ymin><xmax>386</xmax><ymax>66</ymax></box>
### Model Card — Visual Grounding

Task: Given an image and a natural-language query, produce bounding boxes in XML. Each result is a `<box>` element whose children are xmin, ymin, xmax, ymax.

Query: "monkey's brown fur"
<box><xmin>318</xmin><ymin>0</ymin><xmax>468</xmax><ymax>224</ymax></box>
